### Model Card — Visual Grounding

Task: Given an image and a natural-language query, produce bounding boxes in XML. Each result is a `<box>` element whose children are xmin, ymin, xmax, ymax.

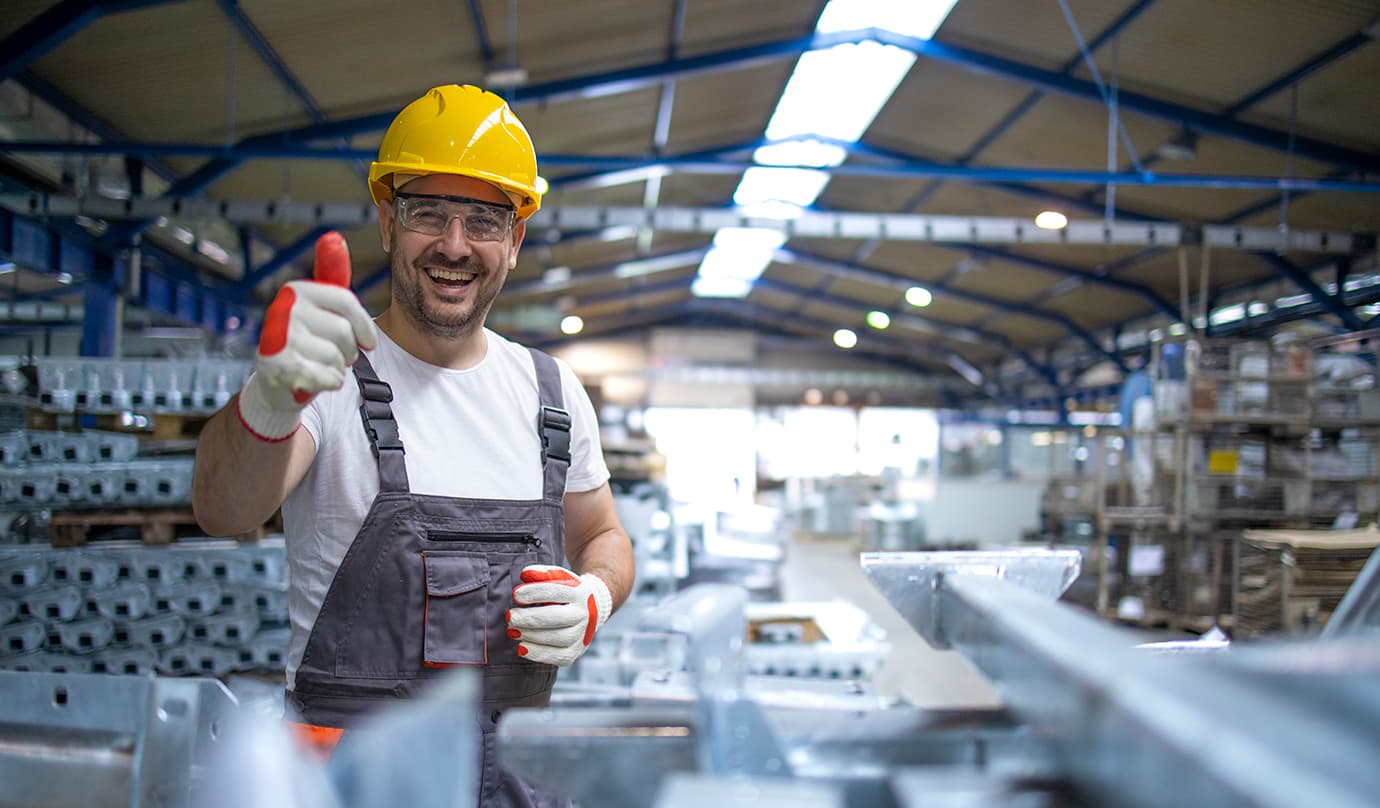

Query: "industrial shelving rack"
<box><xmin>1085</xmin><ymin>331</ymin><xmax>1380</xmax><ymax>634</ymax></box>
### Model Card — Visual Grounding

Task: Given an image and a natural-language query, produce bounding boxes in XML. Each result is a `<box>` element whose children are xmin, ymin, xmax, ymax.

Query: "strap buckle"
<box><xmin>540</xmin><ymin>405</ymin><xmax>571</xmax><ymax>464</ymax></box>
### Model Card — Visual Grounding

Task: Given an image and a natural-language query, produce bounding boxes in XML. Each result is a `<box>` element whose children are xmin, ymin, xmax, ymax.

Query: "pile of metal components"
<box><xmin>3</xmin><ymin>547</ymin><xmax>1379</xmax><ymax>807</ymax></box>
<box><xmin>32</xmin><ymin>357</ymin><xmax>250</xmax><ymax>414</ymax></box>
<box><xmin>0</xmin><ymin>540</ymin><xmax>290</xmax><ymax>677</ymax></box>
<box><xmin>0</xmin><ymin>429</ymin><xmax>195</xmax><ymax>509</ymax></box>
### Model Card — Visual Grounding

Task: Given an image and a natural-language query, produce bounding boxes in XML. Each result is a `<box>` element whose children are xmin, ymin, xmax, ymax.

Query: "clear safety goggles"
<box><xmin>394</xmin><ymin>192</ymin><xmax>515</xmax><ymax>242</ymax></box>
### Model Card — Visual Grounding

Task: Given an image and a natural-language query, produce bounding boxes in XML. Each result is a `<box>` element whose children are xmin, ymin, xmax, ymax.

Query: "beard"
<box><xmin>388</xmin><ymin>237</ymin><xmax>508</xmax><ymax>338</ymax></box>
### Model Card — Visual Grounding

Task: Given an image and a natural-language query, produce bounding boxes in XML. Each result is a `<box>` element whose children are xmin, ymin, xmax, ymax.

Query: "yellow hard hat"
<box><xmin>368</xmin><ymin>85</ymin><xmax>541</xmax><ymax>219</ymax></box>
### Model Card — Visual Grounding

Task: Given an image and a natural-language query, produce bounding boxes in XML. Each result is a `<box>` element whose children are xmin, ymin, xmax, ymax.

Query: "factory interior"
<box><xmin>2</xmin><ymin>1</ymin><xmax>1380</xmax><ymax>806</ymax></box>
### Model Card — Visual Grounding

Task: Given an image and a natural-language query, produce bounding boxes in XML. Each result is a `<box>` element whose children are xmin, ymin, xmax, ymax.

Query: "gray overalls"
<box><xmin>287</xmin><ymin>349</ymin><xmax>572</xmax><ymax>807</ymax></box>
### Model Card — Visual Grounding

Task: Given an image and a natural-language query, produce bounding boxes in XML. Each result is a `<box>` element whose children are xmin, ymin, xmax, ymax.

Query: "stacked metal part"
<box><xmin>0</xmin><ymin>540</ymin><xmax>290</xmax><ymax>677</ymax></box>
<box><xmin>32</xmin><ymin>357</ymin><xmax>251</xmax><ymax>414</ymax></box>
<box><xmin>0</xmin><ymin>429</ymin><xmax>195</xmax><ymax>510</ymax></box>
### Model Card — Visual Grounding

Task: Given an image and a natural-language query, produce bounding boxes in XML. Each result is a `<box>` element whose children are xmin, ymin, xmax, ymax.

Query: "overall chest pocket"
<box><xmin>421</xmin><ymin>551</ymin><xmax>491</xmax><ymax>666</ymax></box>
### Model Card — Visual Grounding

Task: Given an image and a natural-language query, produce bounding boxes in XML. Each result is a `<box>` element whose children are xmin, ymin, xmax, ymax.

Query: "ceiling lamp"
<box><xmin>904</xmin><ymin>286</ymin><xmax>932</xmax><ymax>307</ymax></box>
<box><xmin>559</xmin><ymin>315</ymin><xmax>584</xmax><ymax>335</ymax></box>
<box><xmin>866</xmin><ymin>310</ymin><xmax>891</xmax><ymax>329</ymax></box>
<box><xmin>834</xmin><ymin>328</ymin><xmax>858</xmax><ymax>349</ymax></box>
<box><xmin>1035</xmin><ymin>210</ymin><xmax>1068</xmax><ymax>230</ymax></box>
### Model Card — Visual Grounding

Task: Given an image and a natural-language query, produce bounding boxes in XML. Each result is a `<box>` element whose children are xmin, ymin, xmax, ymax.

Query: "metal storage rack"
<box><xmin>1093</xmin><ymin>332</ymin><xmax>1380</xmax><ymax>634</ymax></box>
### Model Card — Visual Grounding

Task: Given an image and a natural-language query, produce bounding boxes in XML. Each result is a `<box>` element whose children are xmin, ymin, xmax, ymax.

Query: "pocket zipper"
<box><xmin>428</xmin><ymin>530</ymin><xmax>542</xmax><ymax>548</ymax></box>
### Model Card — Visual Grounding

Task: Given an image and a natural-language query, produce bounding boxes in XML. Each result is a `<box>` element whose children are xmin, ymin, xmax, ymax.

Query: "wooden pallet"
<box><xmin>27</xmin><ymin>409</ymin><xmax>214</xmax><ymax>441</ymax></box>
<box><xmin>49</xmin><ymin>507</ymin><xmax>271</xmax><ymax>547</ymax></box>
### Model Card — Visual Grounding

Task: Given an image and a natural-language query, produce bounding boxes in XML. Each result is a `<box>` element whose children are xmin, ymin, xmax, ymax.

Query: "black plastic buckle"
<box><xmin>359</xmin><ymin>408</ymin><xmax>404</xmax><ymax>459</ymax></box>
<box><xmin>540</xmin><ymin>405</ymin><xmax>572</xmax><ymax>464</ymax></box>
<box><xmin>357</xmin><ymin>377</ymin><xmax>394</xmax><ymax>403</ymax></box>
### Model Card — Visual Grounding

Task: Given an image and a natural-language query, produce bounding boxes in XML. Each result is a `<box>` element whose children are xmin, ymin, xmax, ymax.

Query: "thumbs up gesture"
<box><xmin>236</xmin><ymin>232</ymin><xmax>378</xmax><ymax>442</ymax></box>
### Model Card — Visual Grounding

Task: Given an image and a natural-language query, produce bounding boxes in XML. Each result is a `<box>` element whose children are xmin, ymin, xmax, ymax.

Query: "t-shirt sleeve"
<box><xmin>299</xmin><ymin>393</ymin><xmax>326</xmax><ymax>449</ymax></box>
<box><xmin>557</xmin><ymin>358</ymin><xmax>610</xmax><ymax>493</ymax></box>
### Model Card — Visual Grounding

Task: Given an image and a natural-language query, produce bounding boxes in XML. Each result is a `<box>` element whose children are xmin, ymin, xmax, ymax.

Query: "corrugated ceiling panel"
<box><xmin>1040</xmin><ymin>285</ymin><xmax>1159</xmax><ymax>328</ymax></box>
<box><xmin>865</xmin><ymin>241</ymin><xmax>972</xmax><ymax>284</ymax></box>
<box><xmin>870</xmin><ymin>57</ymin><xmax>1041</xmax><ymax>162</ymax></box>
<box><xmin>680</xmin><ymin>0</ymin><xmax>824</xmax><ymax>57</ymax></box>
<box><xmin>1245</xmin><ymin>43</ymin><xmax>1380</xmax><ymax>151</ymax></box>
<box><xmin>652</xmin><ymin>172</ymin><xmax>743</xmax><ymax>207</ymax></box>
<box><xmin>947</xmin><ymin>262</ymin><xmax>1066</xmax><ymax>303</ymax></box>
<box><xmin>940</xmin><ymin>0</ymin><xmax>1131</xmax><ymax>69</ymax></box>
<box><xmin>32</xmin><ymin>3</ymin><xmax>312</xmax><ymax>143</ymax></box>
<box><xmin>763</xmin><ymin>260</ymin><xmax>829</xmax><ymax>289</ymax></box>
<box><xmin>521</xmin><ymin>87</ymin><xmax>661</xmax><ymax>155</ymax></box>
<box><xmin>660</xmin><ymin>60</ymin><xmax>795</xmax><ymax>155</ymax></box>
<box><xmin>982</xmin><ymin>317</ymin><xmax>1066</xmax><ymax>347</ymax></box>
<box><xmin>977</xmin><ymin>93</ymin><xmax>1178</xmax><ymax>171</ymax></box>
<box><xmin>748</xmin><ymin>286</ymin><xmax>802</xmax><ymax>312</ymax></box>
<box><xmin>1078</xmin><ymin>0</ymin><xmax>1380</xmax><ymax>111</ymax></box>
<box><xmin>823</xmin><ymin>277</ymin><xmax>902</xmax><ymax>308</ymax></box>
<box><xmin>1115</xmin><ymin>249</ymin><xmax>1276</xmax><ymax>298</ymax></box>
<box><xmin>240</xmin><ymin>0</ymin><xmax>481</xmax><ymax>118</ymax></box>
<box><xmin>1236</xmin><ymin>192</ymin><xmax>1380</xmax><ymax>232</ymax></box>
<box><xmin>481</xmin><ymin>0</ymin><xmax>673</xmax><ymax>82</ymax></box>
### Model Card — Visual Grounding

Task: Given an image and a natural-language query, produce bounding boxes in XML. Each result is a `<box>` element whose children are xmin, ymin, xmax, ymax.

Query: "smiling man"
<box><xmin>192</xmin><ymin>85</ymin><xmax>633</xmax><ymax>807</ymax></box>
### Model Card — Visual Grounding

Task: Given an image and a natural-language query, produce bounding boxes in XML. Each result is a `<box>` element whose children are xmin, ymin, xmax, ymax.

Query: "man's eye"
<box><xmin>466</xmin><ymin>214</ymin><xmax>502</xmax><ymax>231</ymax></box>
<box><xmin>411</xmin><ymin>208</ymin><xmax>447</xmax><ymax>224</ymax></box>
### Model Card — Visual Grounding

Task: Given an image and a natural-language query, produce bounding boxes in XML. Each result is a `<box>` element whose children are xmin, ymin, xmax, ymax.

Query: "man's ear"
<box><xmin>377</xmin><ymin>200</ymin><xmax>394</xmax><ymax>253</ymax></box>
<box><xmin>507</xmin><ymin>218</ymin><xmax>527</xmax><ymax>270</ymax></box>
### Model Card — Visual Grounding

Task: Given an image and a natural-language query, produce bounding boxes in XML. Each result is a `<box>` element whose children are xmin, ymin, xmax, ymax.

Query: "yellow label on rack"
<box><xmin>1208</xmin><ymin>449</ymin><xmax>1239</xmax><ymax>474</ymax></box>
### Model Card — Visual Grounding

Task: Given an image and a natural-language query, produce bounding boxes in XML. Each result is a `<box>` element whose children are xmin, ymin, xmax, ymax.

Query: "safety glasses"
<box><xmin>394</xmin><ymin>192</ymin><xmax>515</xmax><ymax>242</ymax></box>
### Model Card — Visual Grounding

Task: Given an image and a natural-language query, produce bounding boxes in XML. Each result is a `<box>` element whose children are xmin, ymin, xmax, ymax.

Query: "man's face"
<box><xmin>377</xmin><ymin>174</ymin><xmax>526</xmax><ymax>339</ymax></box>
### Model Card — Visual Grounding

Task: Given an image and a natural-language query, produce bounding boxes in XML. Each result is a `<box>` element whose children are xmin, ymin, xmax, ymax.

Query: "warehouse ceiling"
<box><xmin>1</xmin><ymin>0</ymin><xmax>1379</xmax><ymax>405</ymax></box>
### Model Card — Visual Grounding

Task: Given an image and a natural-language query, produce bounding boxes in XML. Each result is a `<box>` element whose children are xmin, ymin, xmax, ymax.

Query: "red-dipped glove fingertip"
<box><xmin>314</xmin><ymin>231</ymin><xmax>352</xmax><ymax>288</ymax></box>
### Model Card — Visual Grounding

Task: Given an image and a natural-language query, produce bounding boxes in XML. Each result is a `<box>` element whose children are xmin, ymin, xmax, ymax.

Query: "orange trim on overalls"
<box><xmin>286</xmin><ymin>720</ymin><xmax>345</xmax><ymax>761</ymax></box>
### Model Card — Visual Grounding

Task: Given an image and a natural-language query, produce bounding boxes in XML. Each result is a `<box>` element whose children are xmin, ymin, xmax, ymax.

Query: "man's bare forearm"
<box><xmin>192</xmin><ymin>394</ymin><xmax>311</xmax><ymax>536</ymax></box>
<box><xmin>569</xmin><ymin>527</ymin><xmax>635</xmax><ymax>611</ymax></box>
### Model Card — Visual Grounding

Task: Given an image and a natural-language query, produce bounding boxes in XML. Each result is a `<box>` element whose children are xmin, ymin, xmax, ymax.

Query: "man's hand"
<box><xmin>506</xmin><ymin>564</ymin><xmax>612</xmax><ymax>666</ymax></box>
<box><xmin>236</xmin><ymin>232</ymin><xmax>377</xmax><ymax>442</ymax></box>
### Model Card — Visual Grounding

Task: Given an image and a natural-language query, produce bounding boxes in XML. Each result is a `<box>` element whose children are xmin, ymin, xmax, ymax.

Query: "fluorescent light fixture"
<box><xmin>1209</xmin><ymin>303</ymin><xmax>1245</xmax><ymax>327</ymax></box>
<box><xmin>753</xmin><ymin>139</ymin><xmax>847</xmax><ymax>168</ymax></box>
<box><xmin>1035</xmin><ymin>210</ymin><xmax>1068</xmax><ymax>230</ymax></box>
<box><xmin>171</xmin><ymin>226</ymin><xmax>195</xmax><ymax>245</ymax></box>
<box><xmin>692</xmin><ymin>276</ymin><xmax>753</xmax><ymax>298</ymax></box>
<box><xmin>534</xmin><ymin>175</ymin><xmax>549</xmax><ymax>195</ymax></box>
<box><xmin>765</xmin><ymin>42</ymin><xmax>915</xmax><ymax>144</ymax></box>
<box><xmin>738</xmin><ymin>200</ymin><xmax>807</xmax><ymax>220</ymax></box>
<box><xmin>834</xmin><ymin>328</ymin><xmax>858</xmax><ymax>349</ymax></box>
<box><xmin>904</xmin><ymin>286</ymin><xmax>932</xmax><ymax>307</ymax></box>
<box><xmin>1168</xmin><ymin>322</ymin><xmax>1187</xmax><ymax>336</ymax></box>
<box><xmin>816</xmin><ymin>0</ymin><xmax>960</xmax><ymax>39</ymax></box>
<box><xmin>0</xmin><ymin>262</ymin><xmax>15</xmax><ymax>275</ymax></box>
<box><xmin>543</xmin><ymin>266</ymin><xmax>572</xmax><ymax>285</ymax></box>
<box><xmin>866</xmin><ymin>310</ymin><xmax>891</xmax><ymax>329</ymax></box>
<box><xmin>697</xmin><ymin>247</ymin><xmax>772</xmax><ymax>282</ymax></box>
<box><xmin>733</xmin><ymin>166</ymin><xmax>831</xmax><ymax>208</ymax></box>
<box><xmin>1247</xmin><ymin>301</ymin><xmax>1270</xmax><ymax>317</ymax></box>
<box><xmin>56</xmin><ymin>272</ymin><xmax>73</xmax><ymax>285</ymax></box>
<box><xmin>560</xmin><ymin>315</ymin><xmax>584</xmax><ymax>335</ymax></box>
<box><xmin>713</xmin><ymin>227</ymin><xmax>787</xmax><ymax>251</ymax></box>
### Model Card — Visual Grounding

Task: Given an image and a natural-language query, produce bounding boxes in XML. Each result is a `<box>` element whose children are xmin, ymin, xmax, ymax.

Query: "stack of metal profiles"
<box><xmin>32</xmin><ymin>357</ymin><xmax>250</xmax><ymax>415</ymax></box>
<box><xmin>0</xmin><ymin>430</ymin><xmax>198</xmax><ymax>510</ymax></box>
<box><xmin>0</xmin><ymin>540</ymin><xmax>290</xmax><ymax>677</ymax></box>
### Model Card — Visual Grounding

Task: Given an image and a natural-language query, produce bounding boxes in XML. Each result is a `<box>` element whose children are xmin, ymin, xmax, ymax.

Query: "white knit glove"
<box><xmin>507</xmin><ymin>565</ymin><xmax>613</xmax><ymax>667</ymax></box>
<box><xmin>236</xmin><ymin>232</ymin><xmax>377</xmax><ymax>442</ymax></box>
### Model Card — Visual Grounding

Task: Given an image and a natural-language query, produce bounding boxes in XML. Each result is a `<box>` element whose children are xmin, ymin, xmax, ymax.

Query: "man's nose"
<box><xmin>434</xmin><ymin>216</ymin><xmax>475</xmax><ymax>258</ymax></box>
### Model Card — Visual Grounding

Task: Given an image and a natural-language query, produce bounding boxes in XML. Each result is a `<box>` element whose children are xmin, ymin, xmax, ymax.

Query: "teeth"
<box><xmin>427</xmin><ymin>269</ymin><xmax>475</xmax><ymax>282</ymax></box>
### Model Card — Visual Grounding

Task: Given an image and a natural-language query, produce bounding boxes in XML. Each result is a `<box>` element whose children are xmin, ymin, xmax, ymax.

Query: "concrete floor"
<box><xmin>779</xmin><ymin>532</ymin><xmax>1001</xmax><ymax>709</ymax></box>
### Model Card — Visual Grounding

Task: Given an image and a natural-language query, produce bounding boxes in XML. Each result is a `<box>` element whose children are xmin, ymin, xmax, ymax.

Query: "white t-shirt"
<box><xmin>280</xmin><ymin>327</ymin><xmax>609</xmax><ymax>687</ymax></box>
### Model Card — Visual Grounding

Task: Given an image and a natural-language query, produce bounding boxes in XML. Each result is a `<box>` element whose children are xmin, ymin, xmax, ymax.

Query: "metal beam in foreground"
<box><xmin>861</xmin><ymin>550</ymin><xmax>1380</xmax><ymax>808</ymax></box>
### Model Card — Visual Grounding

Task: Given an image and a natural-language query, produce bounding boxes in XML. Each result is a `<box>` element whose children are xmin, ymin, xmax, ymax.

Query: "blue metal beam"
<box><xmin>13</xmin><ymin>139</ymin><xmax>1380</xmax><ymax>193</ymax></box>
<box><xmin>216</xmin><ymin>0</ymin><xmax>323</xmax><ymax>121</ymax></box>
<box><xmin>230</xmin><ymin>225</ymin><xmax>331</xmax><ymax>296</ymax></box>
<box><xmin>466</xmin><ymin>0</ymin><xmax>496</xmax><ymax>67</ymax></box>
<box><xmin>778</xmin><ymin>247</ymin><xmax>1128</xmax><ymax>373</ymax></box>
<box><xmin>0</xmin><ymin>0</ymin><xmax>103</xmax><ymax>85</ymax></box>
<box><xmin>0</xmin><ymin>1</ymin><xmax>181</xmax><ymax>84</ymax></box>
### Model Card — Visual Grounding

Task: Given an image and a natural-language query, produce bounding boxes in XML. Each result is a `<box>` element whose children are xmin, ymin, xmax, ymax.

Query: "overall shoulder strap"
<box><xmin>528</xmin><ymin>347</ymin><xmax>571</xmax><ymax>503</ymax></box>
<box><xmin>352</xmin><ymin>352</ymin><xmax>410</xmax><ymax>493</ymax></box>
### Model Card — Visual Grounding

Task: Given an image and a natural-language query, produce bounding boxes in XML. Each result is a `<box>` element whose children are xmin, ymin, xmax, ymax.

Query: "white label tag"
<box><xmin>1129</xmin><ymin>545</ymin><xmax>1165</xmax><ymax>576</ymax></box>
